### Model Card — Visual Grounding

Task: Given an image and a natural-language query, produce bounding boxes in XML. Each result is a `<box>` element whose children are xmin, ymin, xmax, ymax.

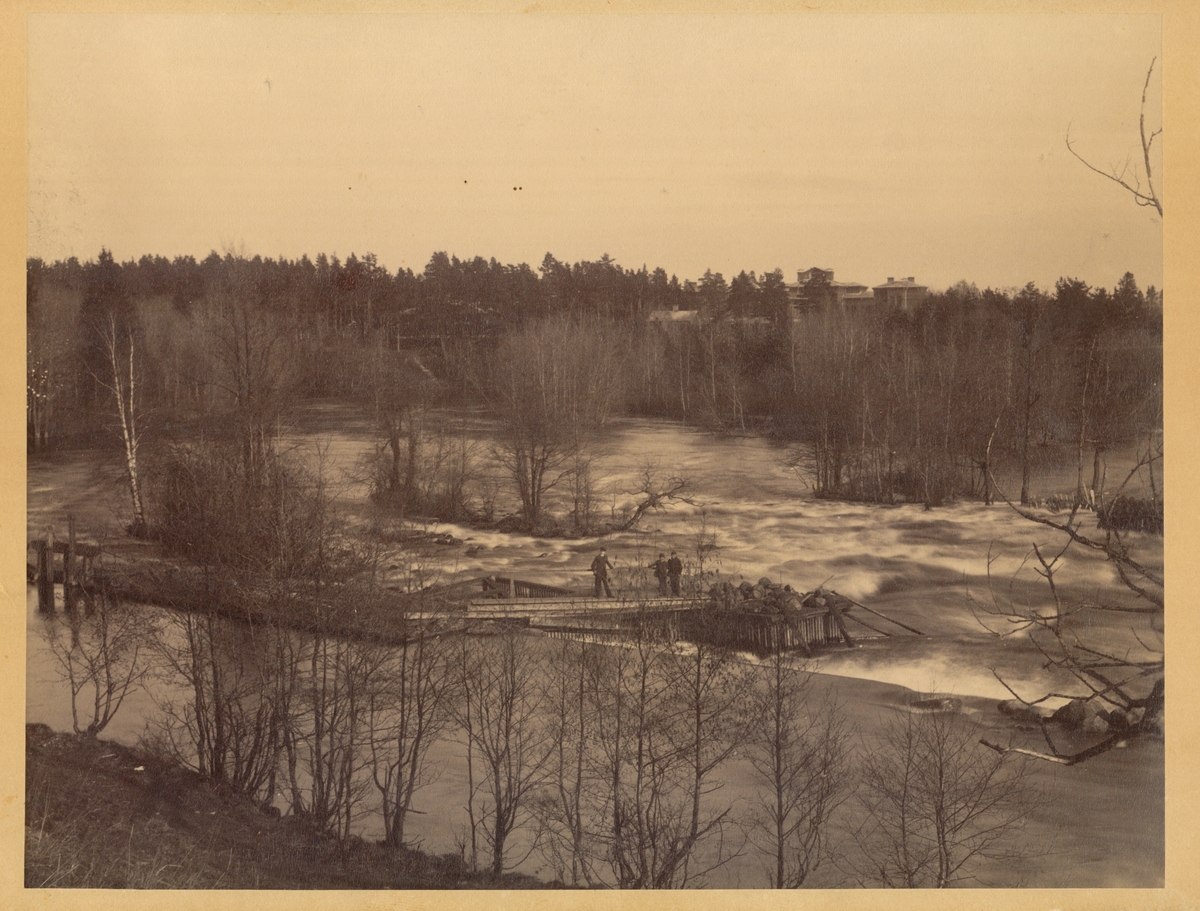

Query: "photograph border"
<box><xmin>3</xmin><ymin>2</ymin><xmax>1194</xmax><ymax>909</ymax></box>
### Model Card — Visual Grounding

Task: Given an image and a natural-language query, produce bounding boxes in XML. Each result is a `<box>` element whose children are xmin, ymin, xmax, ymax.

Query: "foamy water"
<box><xmin>274</xmin><ymin>412</ymin><xmax>1158</xmax><ymax>703</ymax></box>
<box><xmin>27</xmin><ymin>410</ymin><xmax>1163</xmax><ymax>884</ymax></box>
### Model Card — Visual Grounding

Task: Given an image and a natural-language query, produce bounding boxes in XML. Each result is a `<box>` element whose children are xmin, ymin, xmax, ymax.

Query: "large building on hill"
<box><xmin>787</xmin><ymin>268</ymin><xmax>872</xmax><ymax>313</ymax></box>
<box><xmin>872</xmin><ymin>276</ymin><xmax>928</xmax><ymax>310</ymax></box>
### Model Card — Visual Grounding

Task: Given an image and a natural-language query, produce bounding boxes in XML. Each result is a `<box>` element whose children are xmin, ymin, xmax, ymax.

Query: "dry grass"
<box><xmin>24</xmin><ymin>724</ymin><xmax>558</xmax><ymax>890</ymax></box>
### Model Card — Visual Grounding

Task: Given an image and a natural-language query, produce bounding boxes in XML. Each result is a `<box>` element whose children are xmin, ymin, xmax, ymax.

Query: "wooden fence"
<box><xmin>534</xmin><ymin>604</ymin><xmax>852</xmax><ymax>657</ymax></box>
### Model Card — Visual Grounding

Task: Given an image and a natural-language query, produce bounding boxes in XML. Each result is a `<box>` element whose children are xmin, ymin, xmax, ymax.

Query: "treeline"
<box><xmin>783</xmin><ymin>278</ymin><xmax>1162</xmax><ymax>507</ymax></box>
<box><xmin>27</xmin><ymin>249</ymin><xmax>1162</xmax><ymax>514</ymax></box>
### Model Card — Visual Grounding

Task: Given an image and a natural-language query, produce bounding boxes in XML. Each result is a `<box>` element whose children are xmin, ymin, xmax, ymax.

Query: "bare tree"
<box><xmin>451</xmin><ymin>629</ymin><xmax>554</xmax><ymax>877</ymax></box>
<box><xmin>534</xmin><ymin>638</ymin><xmax>604</xmax><ymax>887</ymax></box>
<box><xmin>850</xmin><ymin>709</ymin><xmax>1040</xmax><ymax>888</ymax></box>
<box><xmin>93</xmin><ymin>313</ymin><xmax>147</xmax><ymax>535</ymax></box>
<box><xmin>661</xmin><ymin>638</ymin><xmax>757</xmax><ymax>885</ymax></box>
<box><xmin>589</xmin><ymin>625</ymin><xmax>732</xmax><ymax>888</ymax></box>
<box><xmin>368</xmin><ymin>606</ymin><xmax>454</xmax><ymax>849</ymax></box>
<box><xmin>1067</xmin><ymin>57</ymin><xmax>1162</xmax><ymax>217</ymax></box>
<box><xmin>290</xmin><ymin>626</ymin><xmax>386</xmax><ymax>840</ymax></box>
<box><xmin>745</xmin><ymin>654</ymin><xmax>851</xmax><ymax>888</ymax></box>
<box><xmin>611</xmin><ymin>464</ymin><xmax>699</xmax><ymax>532</ymax></box>
<box><xmin>594</xmin><ymin>629</ymin><xmax>687</xmax><ymax>888</ymax></box>
<box><xmin>973</xmin><ymin>452</ymin><xmax>1163</xmax><ymax>765</ymax></box>
<box><xmin>482</xmin><ymin>315</ymin><xmax>626</xmax><ymax>531</ymax></box>
<box><xmin>147</xmin><ymin>441</ymin><xmax>369</xmax><ymax>818</ymax></box>
<box><xmin>27</xmin><ymin>259</ymin><xmax>80</xmax><ymax>453</ymax></box>
<box><xmin>992</xmin><ymin>283</ymin><xmax>1054</xmax><ymax>507</ymax></box>
<box><xmin>151</xmin><ymin>606</ymin><xmax>293</xmax><ymax>806</ymax></box>
<box><xmin>42</xmin><ymin>589</ymin><xmax>158</xmax><ymax>737</ymax></box>
<box><xmin>972</xmin><ymin>58</ymin><xmax>1167</xmax><ymax>768</ymax></box>
<box><xmin>196</xmin><ymin>262</ymin><xmax>297</xmax><ymax>478</ymax></box>
<box><xmin>365</xmin><ymin>347</ymin><xmax>439</xmax><ymax>512</ymax></box>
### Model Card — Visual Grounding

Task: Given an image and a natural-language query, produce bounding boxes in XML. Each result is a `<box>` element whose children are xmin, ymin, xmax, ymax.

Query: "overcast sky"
<box><xmin>27</xmin><ymin>13</ymin><xmax>1162</xmax><ymax>294</ymax></box>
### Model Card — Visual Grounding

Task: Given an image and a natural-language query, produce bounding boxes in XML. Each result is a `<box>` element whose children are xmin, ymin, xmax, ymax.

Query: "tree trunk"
<box><xmin>1092</xmin><ymin>445</ymin><xmax>1106</xmax><ymax>507</ymax></box>
<box><xmin>104</xmin><ymin>317</ymin><xmax>146</xmax><ymax>535</ymax></box>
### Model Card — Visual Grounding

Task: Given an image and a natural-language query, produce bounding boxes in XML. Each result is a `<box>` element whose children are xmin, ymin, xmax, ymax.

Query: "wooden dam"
<box><xmin>461</xmin><ymin>575</ymin><xmax>921</xmax><ymax>657</ymax></box>
<box><xmin>26</xmin><ymin>523</ymin><xmax>920</xmax><ymax>657</ymax></box>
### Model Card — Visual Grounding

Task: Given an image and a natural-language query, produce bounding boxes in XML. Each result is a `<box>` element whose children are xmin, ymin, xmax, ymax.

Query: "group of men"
<box><xmin>589</xmin><ymin>548</ymin><xmax>682</xmax><ymax>598</ymax></box>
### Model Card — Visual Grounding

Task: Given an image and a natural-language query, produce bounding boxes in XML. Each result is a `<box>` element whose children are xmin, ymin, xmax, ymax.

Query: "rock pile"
<box><xmin>706</xmin><ymin>578</ymin><xmax>851</xmax><ymax>616</ymax></box>
<box><xmin>998</xmin><ymin>684</ymin><xmax>1164</xmax><ymax>741</ymax></box>
<box><xmin>1048</xmin><ymin>697</ymin><xmax>1157</xmax><ymax>738</ymax></box>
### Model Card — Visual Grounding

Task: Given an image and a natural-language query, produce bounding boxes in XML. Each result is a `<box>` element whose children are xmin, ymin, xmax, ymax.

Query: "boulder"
<box><xmin>1098</xmin><ymin>708</ymin><xmax>1132</xmax><ymax>733</ymax></box>
<box><xmin>1083</xmin><ymin>713</ymin><xmax>1111</xmax><ymax>736</ymax></box>
<box><xmin>1050</xmin><ymin>699</ymin><xmax>1090</xmax><ymax>730</ymax></box>
<box><xmin>1146</xmin><ymin>712</ymin><xmax>1165</xmax><ymax>739</ymax></box>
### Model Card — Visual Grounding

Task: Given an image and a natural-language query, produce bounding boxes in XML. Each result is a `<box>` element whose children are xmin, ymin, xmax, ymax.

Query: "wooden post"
<box><xmin>64</xmin><ymin>516</ymin><xmax>77</xmax><ymax>614</ymax></box>
<box><xmin>34</xmin><ymin>541</ymin><xmax>50</xmax><ymax>612</ymax></box>
<box><xmin>831</xmin><ymin>605</ymin><xmax>855</xmax><ymax>648</ymax></box>
<box><xmin>39</xmin><ymin>528</ymin><xmax>55</xmax><ymax>613</ymax></box>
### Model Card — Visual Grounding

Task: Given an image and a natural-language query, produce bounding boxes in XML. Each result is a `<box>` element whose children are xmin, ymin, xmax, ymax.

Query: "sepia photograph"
<box><xmin>21</xmin><ymin>10</ymin><xmax>1168</xmax><ymax>896</ymax></box>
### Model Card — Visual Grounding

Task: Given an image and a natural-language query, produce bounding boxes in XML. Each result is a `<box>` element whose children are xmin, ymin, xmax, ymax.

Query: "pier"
<box><xmin>28</xmin><ymin>518</ymin><xmax>102</xmax><ymax>614</ymax></box>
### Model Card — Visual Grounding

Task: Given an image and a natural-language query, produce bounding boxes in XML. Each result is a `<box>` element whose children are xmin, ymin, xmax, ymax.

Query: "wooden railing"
<box><xmin>480</xmin><ymin>576</ymin><xmax>571</xmax><ymax>599</ymax></box>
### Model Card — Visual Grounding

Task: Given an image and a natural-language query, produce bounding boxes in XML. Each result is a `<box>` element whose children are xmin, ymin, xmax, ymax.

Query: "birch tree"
<box><xmin>96</xmin><ymin>313</ymin><xmax>147</xmax><ymax>535</ymax></box>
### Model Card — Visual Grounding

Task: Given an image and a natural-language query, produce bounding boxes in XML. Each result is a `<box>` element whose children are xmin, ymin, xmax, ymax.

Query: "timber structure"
<box><xmin>463</xmin><ymin>576</ymin><xmax>921</xmax><ymax>657</ymax></box>
<box><xmin>28</xmin><ymin>518</ymin><xmax>103</xmax><ymax>614</ymax></box>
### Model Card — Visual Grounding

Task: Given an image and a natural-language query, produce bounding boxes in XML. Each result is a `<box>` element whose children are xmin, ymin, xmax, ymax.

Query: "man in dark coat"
<box><xmin>591</xmin><ymin>548</ymin><xmax>614</xmax><ymax>598</ymax></box>
<box><xmin>667</xmin><ymin>551</ymin><xmax>683</xmax><ymax>596</ymax></box>
<box><xmin>651</xmin><ymin>553</ymin><xmax>670</xmax><ymax>596</ymax></box>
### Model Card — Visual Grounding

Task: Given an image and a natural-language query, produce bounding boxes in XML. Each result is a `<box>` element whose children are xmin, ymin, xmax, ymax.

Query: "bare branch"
<box><xmin>1066</xmin><ymin>57</ymin><xmax>1161</xmax><ymax>217</ymax></box>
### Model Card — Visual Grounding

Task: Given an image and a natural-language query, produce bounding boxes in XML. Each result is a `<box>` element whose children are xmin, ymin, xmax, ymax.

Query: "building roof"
<box><xmin>874</xmin><ymin>277</ymin><xmax>927</xmax><ymax>291</ymax></box>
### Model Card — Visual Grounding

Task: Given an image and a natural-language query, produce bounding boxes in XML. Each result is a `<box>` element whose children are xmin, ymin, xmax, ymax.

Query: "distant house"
<box><xmin>647</xmin><ymin>306</ymin><xmax>702</xmax><ymax>327</ymax></box>
<box><xmin>872</xmin><ymin>277</ymin><xmax>928</xmax><ymax>310</ymax></box>
<box><xmin>796</xmin><ymin>267</ymin><xmax>834</xmax><ymax>286</ymax></box>
<box><xmin>787</xmin><ymin>268</ymin><xmax>872</xmax><ymax>313</ymax></box>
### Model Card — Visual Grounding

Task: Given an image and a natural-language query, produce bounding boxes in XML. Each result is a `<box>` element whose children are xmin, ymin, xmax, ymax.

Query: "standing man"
<box><xmin>591</xmin><ymin>548</ymin><xmax>614</xmax><ymax>598</ymax></box>
<box><xmin>666</xmin><ymin>551</ymin><xmax>683</xmax><ymax>596</ymax></box>
<box><xmin>651</xmin><ymin>553</ymin><xmax>670</xmax><ymax>596</ymax></box>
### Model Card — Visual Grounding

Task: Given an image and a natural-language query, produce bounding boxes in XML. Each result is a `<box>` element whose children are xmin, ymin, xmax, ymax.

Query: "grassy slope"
<box><xmin>24</xmin><ymin>724</ymin><xmax>555</xmax><ymax>890</ymax></box>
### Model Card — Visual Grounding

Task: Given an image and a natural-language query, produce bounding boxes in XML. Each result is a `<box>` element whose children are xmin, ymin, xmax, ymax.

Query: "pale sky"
<box><xmin>27</xmin><ymin>13</ymin><xmax>1163</xmax><ymax>293</ymax></box>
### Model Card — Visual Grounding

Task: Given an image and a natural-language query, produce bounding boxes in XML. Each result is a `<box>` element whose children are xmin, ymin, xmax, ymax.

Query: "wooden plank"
<box><xmin>830</xmin><ymin>606</ymin><xmax>855</xmax><ymax>648</ymax></box>
<box><xmin>50</xmin><ymin>541</ymin><xmax>101</xmax><ymax>558</ymax></box>
<box><xmin>842</xmin><ymin>596</ymin><xmax>924</xmax><ymax>636</ymax></box>
<box><xmin>842</xmin><ymin>614</ymin><xmax>893</xmax><ymax>637</ymax></box>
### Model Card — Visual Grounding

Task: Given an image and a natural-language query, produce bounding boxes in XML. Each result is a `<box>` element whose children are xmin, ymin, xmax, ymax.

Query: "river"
<box><xmin>26</xmin><ymin>409</ymin><xmax>1165</xmax><ymax>887</ymax></box>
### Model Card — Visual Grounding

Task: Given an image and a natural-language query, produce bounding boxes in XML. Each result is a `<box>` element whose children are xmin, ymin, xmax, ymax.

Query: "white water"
<box><xmin>281</xmin><ymin>410</ymin><xmax>1161</xmax><ymax>704</ymax></box>
<box><xmin>26</xmin><ymin>410</ymin><xmax>1163</xmax><ymax>885</ymax></box>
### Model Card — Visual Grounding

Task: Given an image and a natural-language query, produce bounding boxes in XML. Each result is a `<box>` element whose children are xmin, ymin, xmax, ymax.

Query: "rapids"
<box><xmin>26</xmin><ymin>409</ymin><xmax>1164</xmax><ymax>886</ymax></box>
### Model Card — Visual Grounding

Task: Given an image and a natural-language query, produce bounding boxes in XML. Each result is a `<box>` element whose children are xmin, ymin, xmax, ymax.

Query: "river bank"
<box><xmin>24</xmin><ymin>722</ymin><xmax>555</xmax><ymax>890</ymax></box>
<box><xmin>24</xmin><ymin>624</ymin><xmax>1164</xmax><ymax>889</ymax></box>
